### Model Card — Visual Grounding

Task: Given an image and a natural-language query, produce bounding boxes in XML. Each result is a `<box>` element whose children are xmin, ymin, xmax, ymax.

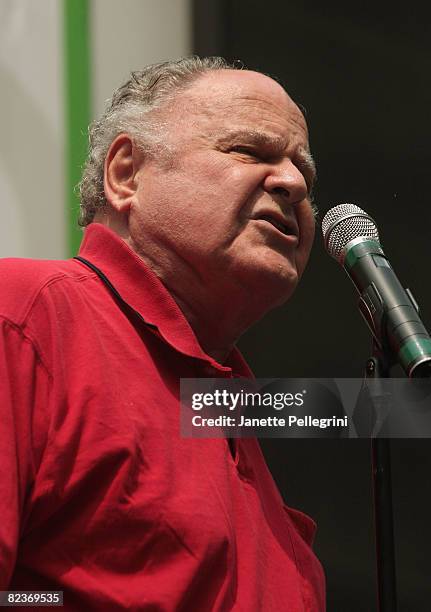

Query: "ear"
<box><xmin>103</xmin><ymin>134</ymin><xmax>142</xmax><ymax>213</ymax></box>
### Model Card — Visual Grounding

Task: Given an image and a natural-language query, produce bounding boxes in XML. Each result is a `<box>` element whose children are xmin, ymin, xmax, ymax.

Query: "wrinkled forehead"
<box><xmin>168</xmin><ymin>69</ymin><xmax>309</xmax><ymax>144</ymax></box>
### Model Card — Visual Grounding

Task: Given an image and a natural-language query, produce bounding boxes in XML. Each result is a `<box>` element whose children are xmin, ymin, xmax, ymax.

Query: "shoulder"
<box><xmin>0</xmin><ymin>257</ymin><xmax>91</xmax><ymax>325</ymax></box>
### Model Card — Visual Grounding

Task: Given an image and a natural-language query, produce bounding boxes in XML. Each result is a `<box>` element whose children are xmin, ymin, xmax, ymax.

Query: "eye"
<box><xmin>230</xmin><ymin>145</ymin><xmax>259</xmax><ymax>158</ymax></box>
<box><xmin>228</xmin><ymin>146</ymin><xmax>270</xmax><ymax>164</ymax></box>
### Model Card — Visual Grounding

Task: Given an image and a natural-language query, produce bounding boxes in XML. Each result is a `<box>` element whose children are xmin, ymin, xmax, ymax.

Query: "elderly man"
<box><xmin>0</xmin><ymin>57</ymin><xmax>324</xmax><ymax>610</ymax></box>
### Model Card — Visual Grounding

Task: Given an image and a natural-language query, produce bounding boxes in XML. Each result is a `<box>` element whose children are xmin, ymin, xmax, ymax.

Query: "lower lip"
<box><xmin>253</xmin><ymin>219</ymin><xmax>299</xmax><ymax>245</ymax></box>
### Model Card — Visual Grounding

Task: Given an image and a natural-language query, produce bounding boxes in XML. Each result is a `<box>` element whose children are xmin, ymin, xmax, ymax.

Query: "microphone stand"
<box><xmin>365</xmin><ymin>345</ymin><xmax>397</xmax><ymax>612</ymax></box>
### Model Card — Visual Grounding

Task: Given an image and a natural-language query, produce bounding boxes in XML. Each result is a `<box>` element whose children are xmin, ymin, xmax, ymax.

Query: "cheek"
<box><xmin>132</xmin><ymin>160</ymin><xmax>265</xmax><ymax>250</ymax></box>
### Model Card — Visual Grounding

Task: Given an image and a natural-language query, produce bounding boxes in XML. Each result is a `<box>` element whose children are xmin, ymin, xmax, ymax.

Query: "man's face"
<box><xmin>128</xmin><ymin>69</ymin><xmax>316</xmax><ymax>306</ymax></box>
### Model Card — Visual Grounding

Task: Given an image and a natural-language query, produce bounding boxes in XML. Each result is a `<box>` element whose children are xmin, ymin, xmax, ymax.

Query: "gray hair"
<box><xmin>78</xmin><ymin>56</ymin><xmax>243</xmax><ymax>226</ymax></box>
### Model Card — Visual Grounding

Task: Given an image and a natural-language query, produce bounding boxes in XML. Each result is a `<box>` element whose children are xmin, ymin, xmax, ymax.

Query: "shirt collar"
<box><xmin>77</xmin><ymin>223</ymin><xmax>252</xmax><ymax>376</ymax></box>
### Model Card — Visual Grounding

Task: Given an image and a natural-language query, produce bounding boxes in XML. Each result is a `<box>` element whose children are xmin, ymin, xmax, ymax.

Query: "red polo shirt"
<box><xmin>0</xmin><ymin>224</ymin><xmax>325</xmax><ymax>611</ymax></box>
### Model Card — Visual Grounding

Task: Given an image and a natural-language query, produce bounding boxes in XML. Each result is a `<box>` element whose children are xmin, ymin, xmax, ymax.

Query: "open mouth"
<box><xmin>256</xmin><ymin>215</ymin><xmax>297</xmax><ymax>237</ymax></box>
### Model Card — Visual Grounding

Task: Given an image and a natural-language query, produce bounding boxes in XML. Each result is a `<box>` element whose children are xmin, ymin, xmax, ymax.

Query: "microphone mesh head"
<box><xmin>322</xmin><ymin>203</ymin><xmax>380</xmax><ymax>261</ymax></box>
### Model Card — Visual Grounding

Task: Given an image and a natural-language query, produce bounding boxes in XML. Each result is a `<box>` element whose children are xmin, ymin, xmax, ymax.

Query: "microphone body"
<box><xmin>322</xmin><ymin>204</ymin><xmax>431</xmax><ymax>378</ymax></box>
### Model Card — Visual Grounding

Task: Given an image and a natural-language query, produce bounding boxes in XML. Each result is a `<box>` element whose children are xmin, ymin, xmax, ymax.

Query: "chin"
<box><xmin>270</xmin><ymin>277</ymin><xmax>299</xmax><ymax>308</ymax></box>
<box><xmin>226</xmin><ymin>247</ymin><xmax>301</xmax><ymax>303</ymax></box>
<box><xmin>243</xmin><ymin>259</ymin><xmax>299</xmax><ymax>306</ymax></box>
<box><xmin>263</xmin><ymin>253</ymin><xmax>299</xmax><ymax>283</ymax></box>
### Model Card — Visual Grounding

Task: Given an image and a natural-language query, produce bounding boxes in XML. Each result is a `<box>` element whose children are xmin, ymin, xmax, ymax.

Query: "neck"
<box><xmin>167</xmin><ymin>283</ymin><xmax>259</xmax><ymax>363</ymax></box>
<box><xmin>94</xmin><ymin>213</ymin><xmax>284</xmax><ymax>363</ymax></box>
<box><xmin>126</xmin><ymin>243</ymin><xmax>278</xmax><ymax>364</ymax></box>
<box><xmin>134</xmin><ymin>250</ymin><xmax>267</xmax><ymax>362</ymax></box>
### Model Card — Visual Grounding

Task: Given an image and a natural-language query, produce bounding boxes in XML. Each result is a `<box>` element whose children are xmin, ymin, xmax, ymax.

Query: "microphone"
<box><xmin>322</xmin><ymin>203</ymin><xmax>431</xmax><ymax>378</ymax></box>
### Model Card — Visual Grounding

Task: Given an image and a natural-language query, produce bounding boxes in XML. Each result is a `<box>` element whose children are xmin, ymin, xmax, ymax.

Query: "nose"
<box><xmin>262</xmin><ymin>158</ymin><xmax>308</xmax><ymax>205</ymax></box>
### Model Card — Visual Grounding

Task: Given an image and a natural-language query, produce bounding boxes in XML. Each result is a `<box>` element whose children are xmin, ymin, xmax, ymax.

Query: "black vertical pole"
<box><xmin>366</xmin><ymin>355</ymin><xmax>398</xmax><ymax>612</ymax></box>
<box><xmin>372</xmin><ymin>437</ymin><xmax>398</xmax><ymax>612</ymax></box>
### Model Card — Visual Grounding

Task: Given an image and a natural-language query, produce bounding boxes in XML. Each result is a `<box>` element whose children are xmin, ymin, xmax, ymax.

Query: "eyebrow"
<box><xmin>216</xmin><ymin>129</ymin><xmax>286</xmax><ymax>151</ymax></box>
<box><xmin>217</xmin><ymin>130</ymin><xmax>316</xmax><ymax>170</ymax></box>
<box><xmin>216</xmin><ymin>129</ymin><xmax>317</xmax><ymax>184</ymax></box>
